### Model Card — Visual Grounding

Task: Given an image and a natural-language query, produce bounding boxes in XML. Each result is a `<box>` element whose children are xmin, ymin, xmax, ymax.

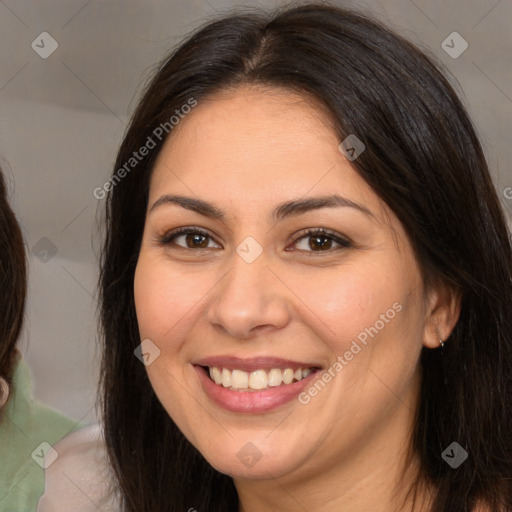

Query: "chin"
<box><xmin>192</xmin><ymin>434</ymin><xmax>309</xmax><ymax>481</ymax></box>
<box><xmin>207</xmin><ymin>452</ymin><xmax>299</xmax><ymax>481</ymax></box>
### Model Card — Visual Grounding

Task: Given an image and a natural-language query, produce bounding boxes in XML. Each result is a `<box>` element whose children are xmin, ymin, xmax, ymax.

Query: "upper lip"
<box><xmin>193</xmin><ymin>356</ymin><xmax>322</xmax><ymax>372</ymax></box>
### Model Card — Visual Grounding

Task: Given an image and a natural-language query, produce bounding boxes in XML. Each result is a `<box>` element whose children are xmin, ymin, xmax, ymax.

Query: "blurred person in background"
<box><xmin>0</xmin><ymin>165</ymin><xmax>78</xmax><ymax>510</ymax></box>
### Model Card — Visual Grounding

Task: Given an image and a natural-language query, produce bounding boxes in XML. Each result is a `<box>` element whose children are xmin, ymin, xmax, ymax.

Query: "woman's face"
<box><xmin>134</xmin><ymin>86</ymin><xmax>431</xmax><ymax>481</ymax></box>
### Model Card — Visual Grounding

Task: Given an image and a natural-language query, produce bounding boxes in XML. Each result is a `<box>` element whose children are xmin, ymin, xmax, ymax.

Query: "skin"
<box><xmin>134</xmin><ymin>85</ymin><xmax>461</xmax><ymax>512</ymax></box>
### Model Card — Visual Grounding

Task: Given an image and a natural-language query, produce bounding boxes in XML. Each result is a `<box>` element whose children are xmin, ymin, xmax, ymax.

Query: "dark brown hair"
<box><xmin>0</xmin><ymin>166</ymin><xmax>27</xmax><ymax>408</ymax></box>
<box><xmin>99</xmin><ymin>3</ymin><xmax>512</xmax><ymax>511</ymax></box>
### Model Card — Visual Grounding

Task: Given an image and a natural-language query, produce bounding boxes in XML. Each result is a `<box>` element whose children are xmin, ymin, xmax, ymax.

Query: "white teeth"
<box><xmin>221</xmin><ymin>368</ymin><xmax>231</xmax><ymax>387</ymax></box>
<box><xmin>231</xmin><ymin>369</ymin><xmax>249</xmax><ymax>389</ymax></box>
<box><xmin>211</xmin><ymin>366</ymin><xmax>222</xmax><ymax>385</ymax></box>
<box><xmin>267</xmin><ymin>368</ymin><xmax>283</xmax><ymax>387</ymax></box>
<box><xmin>207</xmin><ymin>366</ymin><xmax>315</xmax><ymax>391</ymax></box>
<box><xmin>282</xmin><ymin>368</ymin><xmax>294</xmax><ymax>384</ymax></box>
<box><xmin>249</xmin><ymin>370</ymin><xmax>267</xmax><ymax>390</ymax></box>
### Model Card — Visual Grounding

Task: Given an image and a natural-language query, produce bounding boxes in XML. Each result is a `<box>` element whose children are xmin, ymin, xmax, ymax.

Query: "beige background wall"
<box><xmin>0</xmin><ymin>0</ymin><xmax>510</xmax><ymax>423</ymax></box>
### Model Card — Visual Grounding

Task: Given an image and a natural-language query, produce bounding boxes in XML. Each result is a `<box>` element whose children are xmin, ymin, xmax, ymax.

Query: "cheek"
<box><xmin>133</xmin><ymin>255</ymin><xmax>207</xmax><ymax>425</ymax></box>
<box><xmin>293</xmin><ymin>260</ymin><xmax>405</xmax><ymax>351</ymax></box>
<box><xmin>133</xmin><ymin>254</ymin><xmax>208</xmax><ymax>341</ymax></box>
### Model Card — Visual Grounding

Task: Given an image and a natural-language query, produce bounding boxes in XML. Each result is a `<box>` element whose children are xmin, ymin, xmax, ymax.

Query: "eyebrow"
<box><xmin>149</xmin><ymin>194</ymin><xmax>375</xmax><ymax>222</ymax></box>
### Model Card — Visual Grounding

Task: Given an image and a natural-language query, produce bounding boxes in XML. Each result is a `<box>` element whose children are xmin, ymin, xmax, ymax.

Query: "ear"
<box><xmin>0</xmin><ymin>377</ymin><xmax>10</xmax><ymax>408</ymax></box>
<box><xmin>422</xmin><ymin>280</ymin><xmax>462</xmax><ymax>349</ymax></box>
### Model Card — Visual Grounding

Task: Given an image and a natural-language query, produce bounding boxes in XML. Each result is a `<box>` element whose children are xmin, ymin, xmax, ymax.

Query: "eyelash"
<box><xmin>158</xmin><ymin>226</ymin><xmax>352</xmax><ymax>255</ymax></box>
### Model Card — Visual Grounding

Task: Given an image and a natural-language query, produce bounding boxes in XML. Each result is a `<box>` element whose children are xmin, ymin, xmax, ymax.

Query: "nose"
<box><xmin>206</xmin><ymin>247</ymin><xmax>291</xmax><ymax>340</ymax></box>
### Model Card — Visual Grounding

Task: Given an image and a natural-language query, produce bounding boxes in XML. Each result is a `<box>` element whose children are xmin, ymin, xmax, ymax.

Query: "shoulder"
<box><xmin>6</xmin><ymin>355</ymin><xmax>77</xmax><ymax>439</ymax></box>
<box><xmin>36</xmin><ymin>423</ymin><xmax>121</xmax><ymax>512</ymax></box>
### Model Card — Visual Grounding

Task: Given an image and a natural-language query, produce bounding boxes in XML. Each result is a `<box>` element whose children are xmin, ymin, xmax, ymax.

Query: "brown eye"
<box><xmin>159</xmin><ymin>228</ymin><xmax>220</xmax><ymax>250</ymax></box>
<box><xmin>291</xmin><ymin>229</ymin><xmax>351</xmax><ymax>254</ymax></box>
<box><xmin>183</xmin><ymin>233</ymin><xmax>209</xmax><ymax>248</ymax></box>
<box><xmin>308</xmin><ymin>234</ymin><xmax>333</xmax><ymax>251</ymax></box>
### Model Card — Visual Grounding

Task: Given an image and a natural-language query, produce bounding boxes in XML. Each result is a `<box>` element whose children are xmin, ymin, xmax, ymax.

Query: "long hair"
<box><xmin>0</xmin><ymin>166</ymin><xmax>27</xmax><ymax>409</ymax></box>
<box><xmin>99</xmin><ymin>3</ymin><xmax>512</xmax><ymax>510</ymax></box>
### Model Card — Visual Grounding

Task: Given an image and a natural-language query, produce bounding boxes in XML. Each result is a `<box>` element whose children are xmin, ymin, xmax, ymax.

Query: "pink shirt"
<box><xmin>36</xmin><ymin>423</ymin><xmax>121</xmax><ymax>511</ymax></box>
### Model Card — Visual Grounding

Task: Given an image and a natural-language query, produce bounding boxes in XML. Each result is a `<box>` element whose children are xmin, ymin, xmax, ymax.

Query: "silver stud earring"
<box><xmin>436</xmin><ymin>330</ymin><xmax>448</xmax><ymax>386</ymax></box>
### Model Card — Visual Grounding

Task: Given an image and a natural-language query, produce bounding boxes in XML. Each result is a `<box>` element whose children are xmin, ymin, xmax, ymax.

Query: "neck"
<box><xmin>236</xmin><ymin>455</ymin><xmax>433</xmax><ymax>512</ymax></box>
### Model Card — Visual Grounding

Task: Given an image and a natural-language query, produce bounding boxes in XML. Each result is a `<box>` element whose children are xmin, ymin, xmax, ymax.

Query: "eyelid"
<box><xmin>158</xmin><ymin>226</ymin><xmax>220</xmax><ymax>247</ymax></box>
<box><xmin>158</xmin><ymin>226</ymin><xmax>351</xmax><ymax>253</ymax></box>
<box><xmin>290</xmin><ymin>227</ymin><xmax>351</xmax><ymax>247</ymax></box>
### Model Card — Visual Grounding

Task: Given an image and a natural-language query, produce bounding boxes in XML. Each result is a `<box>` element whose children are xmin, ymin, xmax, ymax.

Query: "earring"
<box><xmin>436</xmin><ymin>330</ymin><xmax>448</xmax><ymax>387</ymax></box>
<box><xmin>0</xmin><ymin>377</ymin><xmax>10</xmax><ymax>408</ymax></box>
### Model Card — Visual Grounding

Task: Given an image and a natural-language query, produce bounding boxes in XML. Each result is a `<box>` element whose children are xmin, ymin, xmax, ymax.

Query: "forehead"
<box><xmin>145</xmin><ymin>87</ymin><xmax>417</xmax><ymax>260</ymax></box>
<box><xmin>148</xmin><ymin>86</ymin><xmax>380</xmax><ymax>218</ymax></box>
<box><xmin>155</xmin><ymin>86</ymin><xmax>336</xmax><ymax>164</ymax></box>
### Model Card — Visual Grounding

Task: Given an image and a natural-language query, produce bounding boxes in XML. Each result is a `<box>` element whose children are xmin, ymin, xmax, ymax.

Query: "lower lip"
<box><xmin>194</xmin><ymin>365</ymin><xmax>318</xmax><ymax>413</ymax></box>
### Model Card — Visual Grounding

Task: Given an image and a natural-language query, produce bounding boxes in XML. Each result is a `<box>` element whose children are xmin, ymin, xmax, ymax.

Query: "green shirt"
<box><xmin>0</xmin><ymin>356</ymin><xmax>80</xmax><ymax>511</ymax></box>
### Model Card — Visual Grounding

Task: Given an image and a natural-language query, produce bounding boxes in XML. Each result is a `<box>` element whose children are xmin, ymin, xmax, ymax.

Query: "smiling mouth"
<box><xmin>200</xmin><ymin>365</ymin><xmax>321</xmax><ymax>392</ymax></box>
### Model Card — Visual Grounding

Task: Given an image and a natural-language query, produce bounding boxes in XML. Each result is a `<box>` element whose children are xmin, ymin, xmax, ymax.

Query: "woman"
<box><xmin>42</xmin><ymin>2</ymin><xmax>512</xmax><ymax>511</ymax></box>
<box><xmin>0</xmin><ymin>167</ymin><xmax>78</xmax><ymax>510</ymax></box>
